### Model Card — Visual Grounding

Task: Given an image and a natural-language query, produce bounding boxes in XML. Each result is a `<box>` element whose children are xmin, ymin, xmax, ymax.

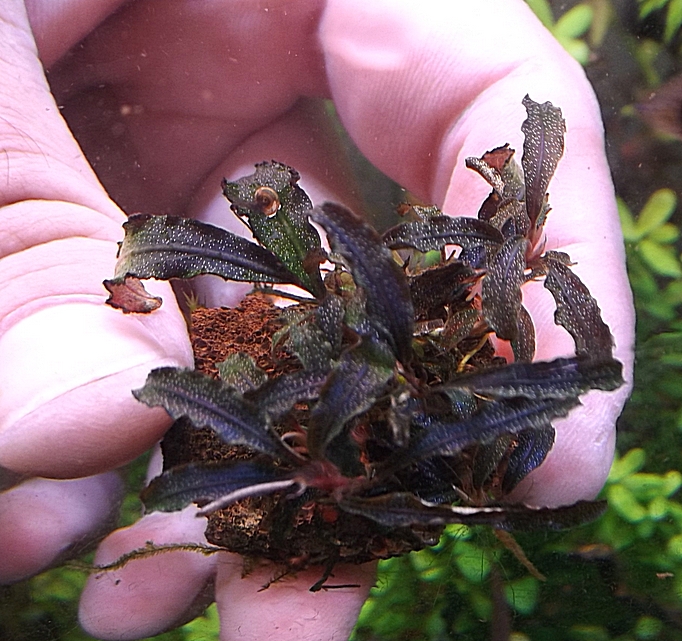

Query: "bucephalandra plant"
<box><xmin>104</xmin><ymin>96</ymin><xmax>623</xmax><ymax>587</ymax></box>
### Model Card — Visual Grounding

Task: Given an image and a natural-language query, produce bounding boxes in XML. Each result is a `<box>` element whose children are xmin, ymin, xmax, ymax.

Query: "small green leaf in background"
<box><xmin>607</xmin><ymin>483</ymin><xmax>648</xmax><ymax>523</ymax></box>
<box><xmin>504</xmin><ymin>575</ymin><xmax>539</xmax><ymax>615</ymax></box>
<box><xmin>635</xmin><ymin>615</ymin><xmax>664</xmax><ymax>640</ymax></box>
<box><xmin>664</xmin><ymin>0</ymin><xmax>682</xmax><ymax>42</ymax></box>
<box><xmin>525</xmin><ymin>0</ymin><xmax>554</xmax><ymax>28</ymax></box>
<box><xmin>620</xmin><ymin>189</ymin><xmax>682</xmax><ymax>297</ymax></box>
<box><xmin>453</xmin><ymin>540</ymin><xmax>492</xmax><ymax>583</ymax></box>
<box><xmin>634</xmin><ymin>188</ymin><xmax>677</xmax><ymax>239</ymax></box>
<box><xmin>638</xmin><ymin>238</ymin><xmax>682</xmax><ymax>277</ymax></box>
<box><xmin>618</xmin><ymin>197</ymin><xmax>639</xmax><ymax>241</ymax></box>
<box><xmin>555</xmin><ymin>3</ymin><xmax>594</xmax><ymax>38</ymax></box>
<box><xmin>554</xmin><ymin>4</ymin><xmax>594</xmax><ymax>64</ymax></box>
<box><xmin>525</xmin><ymin>1</ymin><xmax>595</xmax><ymax>64</ymax></box>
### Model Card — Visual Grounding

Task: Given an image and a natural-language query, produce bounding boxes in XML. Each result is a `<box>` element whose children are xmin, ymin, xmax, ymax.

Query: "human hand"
<box><xmin>0</xmin><ymin>1</ymin><xmax>634</xmax><ymax>639</ymax></box>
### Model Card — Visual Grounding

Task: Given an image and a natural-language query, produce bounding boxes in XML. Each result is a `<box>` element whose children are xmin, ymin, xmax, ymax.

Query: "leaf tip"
<box><xmin>104</xmin><ymin>276</ymin><xmax>162</xmax><ymax>313</ymax></box>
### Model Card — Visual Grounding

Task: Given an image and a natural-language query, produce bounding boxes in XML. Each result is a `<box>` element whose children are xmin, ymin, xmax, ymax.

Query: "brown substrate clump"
<box><xmin>159</xmin><ymin>294</ymin><xmax>443</xmax><ymax>570</ymax></box>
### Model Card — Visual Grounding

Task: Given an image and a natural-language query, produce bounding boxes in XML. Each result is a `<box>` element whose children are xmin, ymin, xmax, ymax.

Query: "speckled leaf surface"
<box><xmin>445</xmin><ymin>356</ymin><xmax>623</xmax><ymax>400</ymax></box>
<box><xmin>383</xmin><ymin>216</ymin><xmax>503</xmax><ymax>253</ymax></box>
<box><xmin>111</xmin><ymin>214</ymin><xmax>300</xmax><ymax>285</ymax></box>
<box><xmin>482</xmin><ymin>236</ymin><xmax>529</xmax><ymax>341</ymax></box>
<box><xmin>222</xmin><ymin>161</ymin><xmax>325</xmax><ymax>297</ymax></box>
<box><xmin>543</xmin><ymin>254</ymin><xmax>614</xmax><ymax>358</ymax></box>
<box><xmin>141</xmin><ymin>461</ymin><xmax>284</xmax><ymax>513</ymax></box>
<box><xmin>388</xmin><ymin>395</ymin><xmax>578</xmax><ymax>471</ymax></box>
<box><xmin>501</xmin><ymin>426</ymin><xmax>556</xmax><ymax>493</ymax></box>
<box><xmin>339</xmin><ymin>493</ymin><xmax>606</xmax><ymax>531</ymax></box>
<box><xmin>246</xmin><ymin>370</ymin><xmax>329</xmax><ymax>422</ymax></box>
<box><xmin>216</xmin><ymin>353</ymin><xmax>268</xmax><ymax>394</ymax></box>
<box><xmin>134</xmin><ymin>368</ymin><xmax>291</xmax><ymax>460</ymax></box>
<box><xmin>521</xmin><ymin>95</ymin><xmax>566</xmax><ymax>231</ymax></box>
<box><xmin>307</xmin><ymin>339</ymin><xmax>395</xmax><ymax>460</ymax></box>
<box><xmin>314</xmin><ymin>202</ymin><xmax>414</xmax><ymax>364</ymax></box>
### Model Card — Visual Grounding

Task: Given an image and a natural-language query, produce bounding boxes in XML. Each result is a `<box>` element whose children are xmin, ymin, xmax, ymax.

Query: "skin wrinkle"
<box><xmin>0</xmin><ymin>200</ymin><xmax>122</xmax><ymax>257</ymax></box>
<box><xmin>0</xmin><ymin>3</ymin><xmax>114</xmax><ymax>213</ymax></box>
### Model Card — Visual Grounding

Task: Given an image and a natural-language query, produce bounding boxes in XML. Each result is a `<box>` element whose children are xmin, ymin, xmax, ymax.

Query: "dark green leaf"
<box><xmin>543</xmin><ymin>254</ymin><xmax>614</xmax><ymax>358</ymax></box>
<box><xmin>471</xmin><ymin>436</ymin><xmax>513</xmax><ymax>489</ymax></box>
<box><xmin>141</xmin><ymin>461</ymin><xmax>285</xmax><ymax>513</ymax></box>
<box><xmin>444</xmin><ymin>356</ymin><xmax>623</xmax><ymax>400</ymax></box>
<box><xmin>222</xmin><ymin>161</ymin><xmax>325</xmax><ymax>297</ymax></box>
<box><xmin>385</xmin><ymin>396</ymin><xmax>578</xmax><ymax>472</ymax></box>
<box><xmin>314</xmin><ymin>202</ymin><xmax>414</xmax><ymax>363</ymax></box>
<box><xmin>482</xmin><ymin>237</ymin><xmax>529</xmax><ymax>341</ymax></box>
<box><xmin>338</xmin><ymin>493</ymin><xmax>606</xmax><ymax>531</ymax></box>
<box><xmin>408</xmin><ymin>261</ymin><xmax>475</xmax><ymax>319</ymax></box>
<box><xmin>133</xmin><ymin>368</ymin><xmax>293</xmax><ymax>461</ymax></box>
<box><xmin>511</xmin><ymin>304</ymin><xmax>536</xmax><ymax>362</ymax></box>
<box><xmin>502</xmin><ymin>426</ymin><xmax>555</xmax><ymax>493</ymax></box>
<box><xmin>383</xmin><ymin>216</ymin><xmax>503</xmax><ymax>253</ymax></box>
<box><xmin>246</xmin><ymin>369</ymin><xmax>329</xmax><ymax>421</ymax></box>
<box><xmin>443</xmin><ymin>305</ymin><xmax>479</xmax><ymax>348</ymax></box>
<box><xmin>288</xmin><ymin>321</ymin><xmax>334</xmax><ymax>371</ymax></box>
<box><xmin>111</xmin><ymin>214</ymin><xmax>301</xmax><ymax>289</ymax></box>
<box><xmin>307</xmin><ymin>339</ymin><xmax>395</xmax><ymax>459</ymax></box>
<box><xmin>216</xmin><ymin>353</ymin><xmax>268</xmax><ymax>394</ymax></box>
<box><xmin>315</xmin><ymin>293</ymin><xmax>345</xmax><ymax>352</ymax></box>
<box><xmin>521</xmin><ymin>95</ymin><xmax>565</xmax><ymax>231</ymax></box>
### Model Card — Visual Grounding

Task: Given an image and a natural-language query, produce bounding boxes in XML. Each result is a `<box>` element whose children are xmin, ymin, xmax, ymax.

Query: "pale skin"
<box><xmin>0</xmin><ymin>1</ymin><xmax>635</xmax><ymax>640</ymax></box>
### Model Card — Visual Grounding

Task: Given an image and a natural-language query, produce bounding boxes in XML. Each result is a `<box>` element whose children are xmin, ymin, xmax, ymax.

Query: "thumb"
<box><xmin>0</xmin><ymin>0</ymin><xmax>192</xmax><ymax>477</ymax></box>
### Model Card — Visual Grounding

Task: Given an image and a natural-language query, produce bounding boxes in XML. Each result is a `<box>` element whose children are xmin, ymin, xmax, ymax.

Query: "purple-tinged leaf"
<box><xmin>482</xmin><ymin>236</ymin><xmax>529</xmax><ymax>341</ymax></box>
<box><xmin>543</xmin><ymin>254</ymin><xmax>614</xmax><ymax>358</ymax></box>
<box><xmin>196</xmin><ymin>479</ymin><xmax>298</xmax><ymax>516</ymax></box>
<box><xmin>385</xmin><ymin>396</ymin><xmax>578</xmax><ymax>472</ymax></box>
<box><xmin>141</xmin><ymin>461</ymin><xmax>287</xmax><ymax>513</ymax></box>
<box><xmin>502</xmin><ymin>426</ymin><xmax>555</xmax><ymax>493</ymax></box>
<box><xmin>307</xmin><ymin>340</ymin><xmax>395</xmax><ymax>460</ymax></box>
<box><xmin>110</xmin><ymin>214</ymin><xmax>302</xmax><ymax>289</ymax></box>
<box><xmin>338</xmin><ymin>493</ymin><xmax>606</xmax><ymax>531</ymax></box>
<box><xmin>445</xmin><ymin>356</ymin><xmax>623</xmax><ymax>400</ymax></box>
<box><xmin>383</xmin><ymin>216</ymin><xmax>503</xmax><ymax>253</ymax></box>
<box><xmin>314</xmin><ymin>203</ymin><xmax>414</xmax><ymax>364</ymax></box>
<box><xmin>521</xmin><ymin>96</ymin><xmax>565</xmax><ymax>232</ymax></box>
<box><xmin>133</xmin><ymin>368</ymin><xmax>294</xmax><ymax>461</ymax></box>
<box><xmin>246</xmin><ymin>370</ymin><xmax>329</xmax><ymax>421</ymax></box>
<box><xmin>222</xmin><ymin>161</ymin><xmax>325</xmax><ymax>297</ymax></box>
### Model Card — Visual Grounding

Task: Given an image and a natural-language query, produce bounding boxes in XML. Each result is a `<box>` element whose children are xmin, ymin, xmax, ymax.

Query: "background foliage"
<box><xmin>5</xmin><ymin>1</ymin><xmax>682</xmax><ymax>639</ymax></box>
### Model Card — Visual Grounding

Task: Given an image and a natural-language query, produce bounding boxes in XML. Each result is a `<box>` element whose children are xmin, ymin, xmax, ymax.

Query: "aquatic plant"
<box><xmin>103</xmin><ymin>96</ymin><xmax>622</xmax><ymax>582</ymax></box>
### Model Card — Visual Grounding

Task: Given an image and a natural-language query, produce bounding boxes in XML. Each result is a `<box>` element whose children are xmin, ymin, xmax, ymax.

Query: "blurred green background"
<box><xmin>5</xmin><ymin>1</ymin><xmax>682</xmax><ymax>639</ymax></box>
